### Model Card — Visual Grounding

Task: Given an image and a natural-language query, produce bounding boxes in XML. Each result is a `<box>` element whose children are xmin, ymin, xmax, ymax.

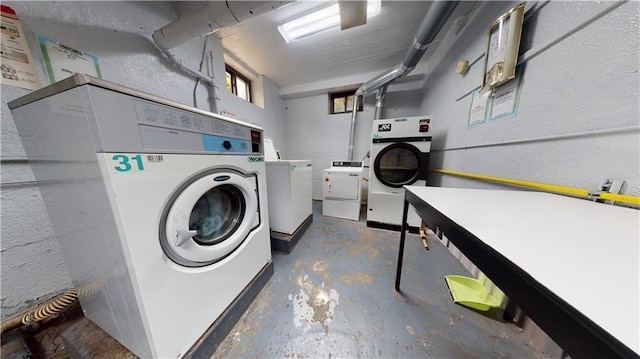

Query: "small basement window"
<box><xmin>226</xmin><ymin>65</ymin><xmax>251</xmax><ymax>102</ymax></box>
<box><xmin>329</xmin><ymin>90</ymin><xmax>363</xmax><ymax>114</ymax></box>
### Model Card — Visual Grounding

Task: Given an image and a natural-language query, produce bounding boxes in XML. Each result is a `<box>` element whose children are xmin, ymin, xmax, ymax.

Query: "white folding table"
<box><xmin>395</xmin><ymin>186</ymin><xmax>639</xmax><ymax>358</ymax></box>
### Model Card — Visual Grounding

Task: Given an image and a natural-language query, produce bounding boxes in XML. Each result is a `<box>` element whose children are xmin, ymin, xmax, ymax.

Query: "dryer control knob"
<box><xmin>223</xmin><ymin>140</ymin><xmax>232</xmax><ymax>150</ymax></box>
<box><xmin>175</xmin><ymin>228</ymin><xmax>198</xmax><ymax>247</ymax></box>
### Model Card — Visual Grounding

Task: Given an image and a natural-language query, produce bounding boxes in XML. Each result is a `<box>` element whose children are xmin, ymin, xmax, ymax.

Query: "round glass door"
<box><xmin>189</xmin><ymin>184</ymin><xmax>246</xmax><ymax>245</ymax></box>
<box><xmin>374</xmin><ymin>143</ymin><xmax>422</xmax><ymax>188</ymax></box>
<box><xmin>160</xmin><ymin>170</ymin><xmax>258</xmax><ymax>267</ymax></box>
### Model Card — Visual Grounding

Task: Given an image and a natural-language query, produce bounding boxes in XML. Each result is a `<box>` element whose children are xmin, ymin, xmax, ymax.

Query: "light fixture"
<box><xmin>278</xmin><ymin>0</ymin><xmax>381</xmax><ymax>43</ymax></box>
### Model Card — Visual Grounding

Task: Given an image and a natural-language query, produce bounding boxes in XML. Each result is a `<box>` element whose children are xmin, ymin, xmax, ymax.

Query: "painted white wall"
<box><xmin>284</xmin><ymin>89</ymin><xmax>424</xmax><ymax>200</ymax></box>
<box><xmin>284</xmin><ymin>95</ymin><xmax>370</xmax><ymax>199</ymax></box>
<box><xmin>1</xmin><ymin>1</ymin><xmax>286</xmax><ymax>318</ymax></box>
<box><xmin>416</xmin><ymin>2</ymin><xmax>639</xmax><ymax>354</ymax></box>
<box><xmin>209</xmin><ymin>35</ymin><xmax>288</xmax><ymax>151</ymax></box>
<box><xmin>418</xmin><ymin>1</ymin><xmax>640</xmax><ymax>198</ymax></box>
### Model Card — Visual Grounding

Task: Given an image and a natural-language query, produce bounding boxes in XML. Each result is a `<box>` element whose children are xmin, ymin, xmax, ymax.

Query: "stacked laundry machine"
<box><xmin>367</xmin><ymin>116</ymin><xmax>432</xmax><ymax>231</ymax></box>
<box><xmin>9</xmin><ymin>74</ymin><xmax>272</xmax><ymax>358</ymax></box>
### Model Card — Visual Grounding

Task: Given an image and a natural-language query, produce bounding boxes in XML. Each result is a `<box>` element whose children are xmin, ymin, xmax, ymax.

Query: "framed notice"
<box><xmin>488</xmin><ymin>65</ymin><xmax>524</xmax><ymax>121</ymax></box>
<box><xmin>37</xmin><ymin>34</ymin><xmax>102</xmax><ymax>83</ymax></box>
<box><xmin>0</xmin><ymin>5</ymin><xmax>41</xmax><ymax>90</ymax></box>
<box><xmin>468</xmin><ymin>89</ymin><xmax>490</xmax><ymax>127</ymax></box>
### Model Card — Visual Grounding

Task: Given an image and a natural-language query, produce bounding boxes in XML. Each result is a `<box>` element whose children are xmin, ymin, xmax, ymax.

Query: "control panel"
<box><xmin>133</xmin><ymin>99</ymin><xmax>261</xmax><ymax>154</ymax></box>
<box><xmin>331</xmin><ymin>161</ymin><xmax>363</xmax><ymax>168</ymax></box>
<box><xmin>372</xmin><ymin>116</ymin><xmax>432</xmax><ymax>141</ymax></box>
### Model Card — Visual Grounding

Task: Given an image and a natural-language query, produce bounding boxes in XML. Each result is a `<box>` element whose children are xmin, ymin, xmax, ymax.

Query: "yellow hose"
<box><xmin>431</xmin><ymin>169</ymin><xmax>640</xmax><ymax>206</ymax></box>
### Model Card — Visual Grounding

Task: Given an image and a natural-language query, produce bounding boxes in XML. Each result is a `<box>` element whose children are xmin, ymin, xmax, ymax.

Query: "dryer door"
<box><xmin>373</xmin><ymin>142</ymin><xmax>429</xmax><ymax>188</ymax></box>
<box><xmin>160</xmin><ymin>169</ymin><xmax>259</xmax><ymax>267</ymax></box>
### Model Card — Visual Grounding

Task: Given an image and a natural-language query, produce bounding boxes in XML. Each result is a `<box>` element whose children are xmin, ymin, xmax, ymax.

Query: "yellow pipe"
<box><xmin>431</xmin><ymin>169</ymin><xmax>640</xmax><ymax>206</ymax></box>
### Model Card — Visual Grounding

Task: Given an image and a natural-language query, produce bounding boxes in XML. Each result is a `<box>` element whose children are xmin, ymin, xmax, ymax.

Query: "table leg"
<box><xmin>394</xmin><ymin>197</ymin><xmax>410</xmax><ymax>292</ymax></box>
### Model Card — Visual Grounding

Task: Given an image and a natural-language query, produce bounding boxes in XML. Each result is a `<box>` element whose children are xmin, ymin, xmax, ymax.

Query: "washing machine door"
<box><xmin>373</xmin><ymin>142</ymin><xmax>429</xmax><ymax>188</ymax></box>
<box><xmin>160</xmin><ymin>169</ymin><xmax>259</xmax><ymax>267</ymax></box>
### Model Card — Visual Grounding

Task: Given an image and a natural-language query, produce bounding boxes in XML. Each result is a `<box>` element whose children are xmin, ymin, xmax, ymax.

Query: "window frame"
<box><xmin>329</xmin><ymin>90</ymin><xmax>363</xmax><ymax>114</ymax></box>
<box><xmin>225</xmin><ymin>65</ymin><xmax>252</xmax><ymax>102</ymax></box>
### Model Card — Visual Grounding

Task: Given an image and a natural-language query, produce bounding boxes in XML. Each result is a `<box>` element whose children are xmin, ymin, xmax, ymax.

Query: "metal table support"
<box><xmin>394</xmin><ymin>186</ymin><xmax>639</xmax><ymax>359</ymax></box>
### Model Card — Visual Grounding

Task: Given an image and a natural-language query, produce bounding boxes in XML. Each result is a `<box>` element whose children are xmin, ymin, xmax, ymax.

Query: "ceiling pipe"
<box><xmin>151</xmin><ymin>1</ymin><xmax>292</xmax><ymax>114</ymax></box>
<box><xmin>152</xmin><ymin>1</ymin><xmax>292</xmax><ymax>50</ymax></box>
<box><xmin>354</xmin><ymin>0</ymin><xmax>460</xmax><ymax>97</ymax></box>
<box><xmin>151</xmin><ymin>40</ymin><xmax>221</xmax><ymax>113</ymax></box>
<box><xmin>349</xmin><ymin>0</ymin><xmax>459</xmax><ymax>160</ymax></box>
<box><xmin>373</xmin><ymin>86</ymin><xmax>388</xmax><ymax>122</ymax></box>
<box><xmin>347</xmin><ymin>94</ymin><xmax>361</xmax><ymax>160</ymax></box>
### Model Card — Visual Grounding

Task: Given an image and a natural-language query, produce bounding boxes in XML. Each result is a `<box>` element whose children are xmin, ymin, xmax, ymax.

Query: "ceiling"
<box><xmin>175</xmin><ymin>1</ymin><xmax>478</xmax><ymax>95</ymax></box>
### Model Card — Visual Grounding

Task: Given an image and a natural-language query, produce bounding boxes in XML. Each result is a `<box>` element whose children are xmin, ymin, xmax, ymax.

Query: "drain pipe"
<box><xmin>151</xmin><ymin>40</ymin><xmax>220</xmax><ymax>113</ymax></box>
<box><xmin>347</xmin><ymin>94</ymin><xmax>361</xmax><ymax>160</ymax></box>
<box><xmin>348</xmin><ymin>0</ymin><xmax>459</xmax><ymax>158</ymax></box>
<box><xmin>347</xmin><ymin>85</ymin><xmax>386</xmax><ymax>160</ymax></box>
<box><xmin>151</xmin><ymin>1</ymin><xmax>292</xmax><ymax>114</ymax></box>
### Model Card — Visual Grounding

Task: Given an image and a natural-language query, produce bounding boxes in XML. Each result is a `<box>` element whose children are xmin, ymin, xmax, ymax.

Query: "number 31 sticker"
<box><xmin>111</xmin><ymin>154</ymin><xmax>145</xmax><ymax>172</ymax></box>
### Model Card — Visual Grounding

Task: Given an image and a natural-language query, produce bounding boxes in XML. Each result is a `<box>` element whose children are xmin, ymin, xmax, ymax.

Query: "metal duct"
<box><xmin>355</xmin><ymin>63</ymin><xmax>404</xmax><ymax>97</ymax></box>
<box><xmin>403</xmin><ymin>0</ymin><xmax>459</xmax><ymax>71</ymax></box>
<box><xmin>355</xmin><ymin>0</ymin><xmax>460</xmax><ymax>97</ymax></box>
<box><xmin>349</xmin><ymin>0</ymin><xmax>459</xmax><ymax>160</ymax></box>
<box><xmin>153</xmin><ymin>1</ymin><xmax>292</xmax><ymax>50</ymax></box>
<box><xmin>373</xmin><ymin>86</ymin><xmax>388</xmax><ymax>122</ymax></box>
<box><xmin>347</xmin><ymin>94</ymin><xmax>361</xmax><ymax>160</ymax></box>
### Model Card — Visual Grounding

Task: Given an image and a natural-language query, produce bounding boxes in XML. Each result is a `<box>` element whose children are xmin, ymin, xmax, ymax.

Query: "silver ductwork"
<box><xmin>153</xmin><ymin>1</ymin><xmax>293</xmax><ymax>50</ymax></box>
<box><xmin>347</xmin><ymin>94</ymin><xmax>361</xmax><ymax>160</ymax></box>
<box><xmin>348</xmin><ymin>0</ymin><xmax>459</xmax><ymax>160</ymax></box>
<box><xmin>151</xmin><ymin>1</ymin><xmax>292</xmax><ymax>114</ymax></box>
<box><xmin>355</xmin><ymin>63</ymin><xmax>405</xmax><ymax>97</ymax></box>
<box><xmin>373</xmin><ymin>86</ymin><xmax>388</xmax><ymax>122</ymax></box>
<box><xmin>355</xmin><ymin>0</ymin><xmax>459</xmax><ymax>97</ymax></box>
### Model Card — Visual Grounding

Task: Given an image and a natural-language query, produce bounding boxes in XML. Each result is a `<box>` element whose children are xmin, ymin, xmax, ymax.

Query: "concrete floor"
<box><xmin>213</xmin><ymin>201</ymin><xmax>542</xmax><ymax>358</ymax></box>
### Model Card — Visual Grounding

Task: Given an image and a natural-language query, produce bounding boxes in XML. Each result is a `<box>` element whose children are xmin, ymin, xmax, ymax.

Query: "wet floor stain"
<box><xmin>212</xmin><ymin>202</ymin><xmax>542</xmax><ymax>358</ymax></box>
<box><xmin>288</xmin><ymin>274</ymin><xmax>339</xmax><ymax>334</ymax></box>
<box><xmin>338</xmin><ymin>272</ymin><xmax>374</xmax><ymax>285</ymax></box>
<box><xmin>405</xmin><ymin>325</ymin><xmax>432</xmax><ymax>354</ymax></box>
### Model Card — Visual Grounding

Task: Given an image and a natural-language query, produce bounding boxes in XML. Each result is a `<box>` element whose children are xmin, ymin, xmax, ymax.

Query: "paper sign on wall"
<box><xmin>468</xmin><ymin>89</ymin><xmax>490</xmax><ymax>127</ymax></box>
<box><xmin>488</xmin><ymin>66</ymin><xmax>524</xmax><ymax>121</ymax></box>
<box><xmin>467</xmin><ymin>65</ymin><xmax>525</xmax><ymax>127</ymax></box>
<box><xmin>37</xmin><ymin>34</ymin><xmax>102</xmax><ymax>83</ymax></box>
<box><xmin>0</xmin><ymin>5</ymin><xmax>42</xmax><ymax>90</ymax></box>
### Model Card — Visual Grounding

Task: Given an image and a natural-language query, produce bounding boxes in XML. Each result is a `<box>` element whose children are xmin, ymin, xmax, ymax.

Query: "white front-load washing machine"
<box><xmin>9</xmin><ymin>74</ymin><xmax>272</xmax><ymax>358</ymax></box>
<box><xmin>367</xmin><ymin>116</ymin><xmax>432</xmax><ymax>231</ymax></box>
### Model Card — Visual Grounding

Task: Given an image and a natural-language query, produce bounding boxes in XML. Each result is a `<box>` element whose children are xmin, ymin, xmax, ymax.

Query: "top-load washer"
<box><xmin>367</xmin><ymin>116</ymin><xmax>432</xmax><ymax>231</ymax></box>
<box><xmin>8</xmin><ymin>74</ymin><xmax>272</xmax><ymax>358</ymax></box>
<box><xmin>264</xmin><ymin>138</ymin><xmax>313</xmax><ymax>253</ymax></box>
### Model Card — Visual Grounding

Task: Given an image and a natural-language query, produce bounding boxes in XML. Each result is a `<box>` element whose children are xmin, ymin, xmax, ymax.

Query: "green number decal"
<box><xmin>112</xmin><ymin>154</ymin><xmax>144</xmax><ymax>172</ymax></box>
<box><xmin>112</xmin><ymin>154</ymin><xmax>131</xmax><ymax>172</ymax></box>
<box><xmin>132</xmin><ymin>154</ymin><xmax>144</xmax><ymax>171</ymax></box>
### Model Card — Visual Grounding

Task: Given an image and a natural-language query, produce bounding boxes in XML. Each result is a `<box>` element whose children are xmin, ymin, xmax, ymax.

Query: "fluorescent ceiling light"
<box><xmin>278</xmin><ymin>0</ymin><xmax>382</xmax><ymax>43</ymax></box>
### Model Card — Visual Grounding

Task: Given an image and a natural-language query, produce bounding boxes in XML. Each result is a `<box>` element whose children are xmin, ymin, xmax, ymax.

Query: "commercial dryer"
<box><xmin>367</xmin><ymin>116</ymin><xmax>432</xmax><ymax>231</ymax></box>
